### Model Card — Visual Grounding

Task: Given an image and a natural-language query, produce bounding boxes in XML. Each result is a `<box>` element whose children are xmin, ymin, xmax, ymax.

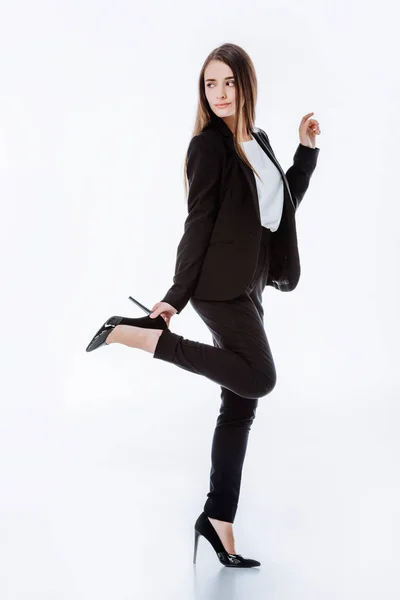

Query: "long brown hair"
<box><xmin>183</xmin><ymin>43</ymin><xmax>261</xmax><ymax>198</ymax></box>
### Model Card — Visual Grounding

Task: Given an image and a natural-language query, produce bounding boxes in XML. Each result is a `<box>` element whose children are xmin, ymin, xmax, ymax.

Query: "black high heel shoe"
<box><xmin>85</xmin><ymin>296</ymin><xmax>168</xmax><ymax>353</ymax></box>
<box><xmin>193</xmin><ymin>512</ymin><xmax>261</xmax><ymax>568</ymax></box>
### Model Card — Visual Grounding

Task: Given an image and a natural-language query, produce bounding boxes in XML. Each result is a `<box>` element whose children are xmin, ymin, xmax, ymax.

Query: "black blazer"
<box><xmin>161</xmin><ymin>112</ymin><xmax>320</xmax><ymax>314</ymax></box>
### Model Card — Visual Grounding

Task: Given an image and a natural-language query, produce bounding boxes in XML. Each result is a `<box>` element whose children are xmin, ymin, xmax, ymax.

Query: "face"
<box><xmin>204</xmin><ymin>60</ymin><xmax>238</xmax><ymax>118</ymax></box>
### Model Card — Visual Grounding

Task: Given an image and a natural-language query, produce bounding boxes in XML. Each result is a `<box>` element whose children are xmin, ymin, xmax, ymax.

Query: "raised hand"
<box><xmin>299</xmin><ymin>112</ymin><xmax>321</xmax><ymax>149</ymax></box>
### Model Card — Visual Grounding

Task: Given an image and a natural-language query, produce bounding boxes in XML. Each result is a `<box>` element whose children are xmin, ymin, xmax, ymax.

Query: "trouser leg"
<box><xmin>202</xmin><ymin>226</ymin><xmax>273</xmax><ymax>522</ymax></box>
<box><xmin>203</xmin><ymin>385</ymin><xmax>258</xmax><ymax>523</ymax></box>
<box><xmin>202</xmin><ymin>274</ymin><xmax>267</xmax><ymax>523</ymax></box>
<box><xmin>152</xmin><ymin>323</ymin><xmax>274</xmax><ymax>399</ymax></box>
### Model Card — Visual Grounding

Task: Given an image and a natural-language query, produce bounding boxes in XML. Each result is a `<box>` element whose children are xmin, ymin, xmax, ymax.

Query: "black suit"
<box><xmin>161</xmin><ymin>111</ymin><xmax>320</xmax><ymax>314</ymax></box>
<box><xmin>153</xmin><ymin>113</ymin><xmax>320</xmax><ymax>523</ymax></box>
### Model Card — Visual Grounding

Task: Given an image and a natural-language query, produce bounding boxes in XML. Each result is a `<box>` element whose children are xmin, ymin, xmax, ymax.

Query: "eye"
<box><xmin>206</xmin><ymin>80</ymin><xmax>235</xmax><ymax>88</ymax></box>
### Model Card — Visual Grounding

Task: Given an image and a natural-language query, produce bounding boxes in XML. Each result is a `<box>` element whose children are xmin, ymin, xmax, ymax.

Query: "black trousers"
<box><xmin>153</xmin><ymin>226</ymin><xmax>276</xmax><ymax>523</ymax></box>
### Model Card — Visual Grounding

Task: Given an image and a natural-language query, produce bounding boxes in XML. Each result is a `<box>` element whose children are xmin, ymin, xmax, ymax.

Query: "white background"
<box><xmin>1</xmin><ymin>0</ymin><xmax>399</xmax><ymax>598</ymax></box>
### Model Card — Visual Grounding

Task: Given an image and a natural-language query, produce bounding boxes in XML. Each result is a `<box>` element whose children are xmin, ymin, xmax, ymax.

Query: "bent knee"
<box><xmin>253</xmin><ymin>369</ymin><xmax>277</xmax><ymax>398</ymax></box>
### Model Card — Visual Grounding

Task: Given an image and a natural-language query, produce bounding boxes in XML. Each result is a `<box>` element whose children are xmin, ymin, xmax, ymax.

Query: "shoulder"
<box><xmin>189</xmin><ymin>128</ymin><xmax>221</xmax><ymax>147</ymax></box>
<box><xmin>253</xmin><ymin>126</ymin><xmax>269</xmax><ymax>141</ymax></box>
<box><xmin>187</xmin><ymin>129</ymin><xmax>223</xmax><ymax>159</ymax></box>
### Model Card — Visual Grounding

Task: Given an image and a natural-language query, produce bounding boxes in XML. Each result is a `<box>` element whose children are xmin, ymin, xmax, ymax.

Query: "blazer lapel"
<box><xmin>253</xmin><ymin>129</ymin><xmax>295</xmax><ymax>211</ymax></box>
<box><xmin>207</xmin><ymin>114</ymin><xmax>295</xmax><ymax>215</ymax></box>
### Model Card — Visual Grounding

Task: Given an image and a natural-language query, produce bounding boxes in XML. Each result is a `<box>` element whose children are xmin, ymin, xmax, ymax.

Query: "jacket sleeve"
<box><xmin>285</xmin><ymin>143</ymin><xmax>320</xmax><ymax>211</ymax></box>
<box><xmin>160</xmin><ymin>133</ymin><xmax>222</xmax><ymax>314</ymax></box>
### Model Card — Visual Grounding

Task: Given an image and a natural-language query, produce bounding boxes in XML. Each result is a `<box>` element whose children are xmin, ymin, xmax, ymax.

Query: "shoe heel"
<box><xmin>128</xmin><ymin>296</ymin><xmax>152</xmax><ymax>315</ymax></box>
<box><xmin>193</xmin><ymin>529</ymin><xmax>200</xmax><ymax>565</ymax></box>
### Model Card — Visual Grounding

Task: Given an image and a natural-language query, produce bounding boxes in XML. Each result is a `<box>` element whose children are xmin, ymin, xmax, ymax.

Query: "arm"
<box><xmin>161</xmin><ymin>132</ymin><xmax>222</xmax><ymax>314</ymax></box>
<box><xmin>259</xmin><ymin>127</ymin><xmax>320</xmax><ymax>211</ymax></box>
<box><xmin>285</xmin><ymin>143</ymin><xmax>320</xmax><ymax>211</ymax></box>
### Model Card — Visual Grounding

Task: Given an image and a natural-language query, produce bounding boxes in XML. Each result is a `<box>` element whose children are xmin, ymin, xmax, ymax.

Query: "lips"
<box><xmin>215</xmin><ymin>103</ymin><xmax>230</xmax><ymax>108</ymax></box>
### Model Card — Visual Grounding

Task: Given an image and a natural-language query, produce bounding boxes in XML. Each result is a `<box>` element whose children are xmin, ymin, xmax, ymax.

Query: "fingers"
<box><xmin>150</xmin><ymin>306</ymin><xmax>169</xmax><ymax>322</ymax></box>
<box><xmin>149</xmin><ymin>301</ymin><xmax>174</xmax><ymax>322</ymax></box>
<box><xmin>301</xmin><ymin>113</ymin><xmax>321</xmax><ymax>133</ymax></box>
<box><xmin>301</xmin><ymin>112</ymin><xmax>314</xmax><ymax>124</ymax></box>
<box><xmin>300</xmin><ymin>112</ymin><xmax>321</xmax><ymax>136</ymax></box>
<box><xmin>308</xmin><ymin>121</ymin><xmax>321</xmax><ymax>134</ymax></box>
<box><xmin>150</xmin><ymin>302</ymin><xmax>160</xmax><ymax>318</ymax></box>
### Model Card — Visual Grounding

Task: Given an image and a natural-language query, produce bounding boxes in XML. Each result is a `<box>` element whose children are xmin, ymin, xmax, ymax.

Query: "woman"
<box><xmin>86</xmin><ymin>43</ymin><xmax>321</xmax><ymax>568</ymax></box>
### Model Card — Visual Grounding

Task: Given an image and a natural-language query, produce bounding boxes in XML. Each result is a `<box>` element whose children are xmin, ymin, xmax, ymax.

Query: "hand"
<box><xmin>150</xmin><ymin>301</ymin><xmax>177</xmax><ymax>327</ymax></box>
<box><xmin>299</xmin><ymin>112</ymin><xmax>321</xmax><ymax>149</ymax></box>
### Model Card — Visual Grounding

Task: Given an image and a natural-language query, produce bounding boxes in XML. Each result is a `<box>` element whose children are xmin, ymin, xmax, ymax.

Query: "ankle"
<box><xmin>208</xmin><ymin>518</ymin><xmax>236</xmax><ymax>554</ymax></box>
<box><xmin>208</xmin><ymin>517</ymin><xmax>233</xmax><ymax>529</ymax></box>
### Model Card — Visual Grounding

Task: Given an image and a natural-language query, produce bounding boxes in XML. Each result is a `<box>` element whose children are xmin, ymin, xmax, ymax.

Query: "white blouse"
<box><xmin>240</xmin><ymin>136</ymin><xmax>284</xmax><ymax>232</ymax></box>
